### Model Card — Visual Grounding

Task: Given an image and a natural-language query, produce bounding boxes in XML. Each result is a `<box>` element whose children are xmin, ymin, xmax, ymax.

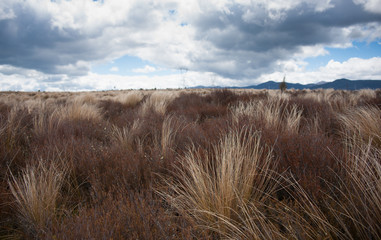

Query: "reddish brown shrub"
<box><xmin>167</xmin><ymin>92</ymin><xmax>229</xmax><ymax>122</ymax></box>
<box><xmin>262</xmin><ymin>130</ymin><xmax>343</xmax><ymax>198</ymax></box>
<box><xmin>98</xmin><ymin>99</ymin><xmax>141</xmax><ymax>127</ymax></box>
<box><xmin>49</xmin><ymin>190</ymin><xmax>204</xmax><ymax>240</ymax></box>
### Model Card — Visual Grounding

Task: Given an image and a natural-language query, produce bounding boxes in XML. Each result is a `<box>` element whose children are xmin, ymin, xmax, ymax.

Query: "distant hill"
<box><xmin>192</xmin><ymin>79</ymin><xmax>381</xmax><ymax>90</ymax></box>
<box><xmin>244</xmin><ymin>81</ymin><xmax>316</xmax><ymax>90</ymax></box>
<box><xmin>310</xmin><ymin>79</ymin><xmax>381</xmax><ymax>90</ymax></box>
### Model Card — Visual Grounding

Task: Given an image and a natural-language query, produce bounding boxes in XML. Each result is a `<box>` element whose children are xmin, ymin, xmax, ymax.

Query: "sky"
<box><xmin>0</xmin><ymin>0</ymin><xmax>381</xmax><ymax>91</ymax></box>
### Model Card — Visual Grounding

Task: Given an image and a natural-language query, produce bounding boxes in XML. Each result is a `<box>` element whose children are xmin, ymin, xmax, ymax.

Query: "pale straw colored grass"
<box><xmin>338</xmin><ymin>106</ymin><xmax>381</xmax><ymax>147</ymax></box>
<box><xmin>231</xmin><ymin>98</ymin><xmax>302</xmax><ymax>134</ymax></box>
<box><xmin>32</xmin><ymin>104</ymin><xmax>62</xmax><ymax>139</ymax></box>
<box><xmin>302</xmin><ymin>89</ymin><xmax>335</xmax><ymax>103</ymax></box>
<box><xmin>345</xmin><ymin>89</ymin><xmax>377</xmax><ymax>106</ymax></box>
<box><xmin>161</xmin><ymin>115</ymin><xmax>186</xmax><ymax>157</ymax></box>
<box><xmin>356</xmin><ymin>88</ymin><xmax>377</xmax><ymax>99</ymax></box>
<box><xmin>113</xmin><ymin>91</ymin><xmax>145</xmax><ymax>107</ymax></box>
<box><xmin>267</xmin><ymin>90</ymin><xmax>290</xmax><ymax>101</ymax></box>
<box><xmin>72</xmin><ymin>93</ymin><xmax>98</xmax><ymax>105</ymax></box>
<box><xmin>57</xmin><ymin>101</ymin><xmax>102</xmax><ymax>122</ymax></box>
<box><xmin>111</xmin><ymin>119</ymin><xmax>142</xmax><ymax>152</ymax></box>
<box><xmin>3</xmin><ymin>105</ymin><xmax>30</xmax><ymax>149</ymax></box>
<box><xmin>161</xmin><ymin>127</ymin><xmax>336</xmax><ymax>239</ymax></box>
<box><xmin>300</xmin><ymin>89</ymin><xmax>358</xmax><ymax>112</ymax></box>
<box><xmin>8</xmin><ymin>160</ymin><xmax>66</xmax><ymax>236</ymax></box>
<box><xmin>27</xmin><ymin>98</ymin><xmax>102</xmax><ymax>139</ymax></box>
<box><xmin>162</xmin><ymin>127</ymin><xmax>282</xmax><ymax>238</ymax></box>
<box><xmin>139</xmin><ymin>91</ymin><xmax>178</xmax><ymax>116</ymax></box>
<box><xmin>325</xmin><ymin>134</ymin><xmax>381</xmax><ymax>239</ymax></box>
<box><xmin>307</xmin><ymin>114</ymin><xmax>322</xmax><ymax>135</ymax></box>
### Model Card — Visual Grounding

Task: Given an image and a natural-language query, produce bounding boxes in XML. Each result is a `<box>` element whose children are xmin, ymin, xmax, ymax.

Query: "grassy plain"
<box><xmin>0</xmin><ymin>88</ymin><xmax>380</xmax><ymax>239</ymax></box>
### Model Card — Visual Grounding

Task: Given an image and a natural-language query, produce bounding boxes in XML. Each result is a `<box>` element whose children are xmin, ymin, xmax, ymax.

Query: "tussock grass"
<box><xmin>32</xmin><ymin>106</ymin><xmax>60</xmax><ymax>139</ymax></box>
<box><xmin>302</xmin><ymin>89</ymin><xmax>335</xmax><ymax>103</ymax></box>
<box><xmin>231</xmin><ymin>98</ymin><xmax>302</xmax><ymax>134</ymax></box>
<box><xmin>162</xmin><ymin>127</ymin><xmax>282</xmax><ymax>238</ymax></box>
<box><xmin>111</xmin><ymin>119</ymin><xmax>142</xmax><ymax>151</ymax></box>
<box><xmin>357</xmin><ymin>89</ymin><xmax>377</xmax><ymax>99</ymax></box>
<box><xmin>338</xmin><ymin>106</ymin><xmax>381</xmax><ymax>147</ymax></box>
<box><xmin>59</xmin><ymin>101</ymin><xmax>102</xmax><ymax>122</ymax></box>
<box><xmin>325</xmin><ymin>135</ymin><xmax>381</xmax><ymax>239</ymax></box>
<box><xmin>162</xmin><ymin>126</ymin><xmax>336</xmax><ymax>239</ymax></box>
<box><xmin>140</xmin><ymin>91</ymin><xmax>177</xmax><ymax>116</ymax></box>
<box><xmin>8</xmin><ymin>159</ymin><xmax>67</xmax><ymax>237</ymax></box>
<box><xmin>2</xmin><ymin>105</ymin><xmax>31</xmax><ymax>159</ymax></box>
<box><xmin>161</xmin><ymin>115</ymin><xmax>185</xmax><ymax>157</ymax></box>
<box><xmin>72</xmin><ymin>93</ymin><xmax>98</xmax><ymax>105</ymax></box>
<box><xmin>113</xmin><ymin>91</ymin><xmax>145</xmax><ymax>107</ymax></box>
<box><xmin>268</xmin><ymin>90</ymin><xmax>290</xmax><ymax>100</ymax></box>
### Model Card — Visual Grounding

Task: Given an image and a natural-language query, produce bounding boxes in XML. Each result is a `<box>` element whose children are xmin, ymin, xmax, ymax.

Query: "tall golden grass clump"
<box><xmin>111</xmin><ymin>120</ymin><xmax>142</xmax><ymax>152</ymax></box>
<box><xmin>32</xmin><ymin>104</ymin><xmax>61</xmax><ymax>139</ymax></box>
<box><xmin>31</xmin><ymin>98</ymin><xmax>102</xmax><ymax>140</ymax></box>
<box><xmin>2</xmin><ymin>105</ymin><xmax>31</xmax><ymax>153</ymax></box>
<box><xmin>338</xmin><ymin>106</ymin><xmax>381</xmax><ymax>147</ymax></box>
<box><xmin>346</xmin><ymin>89</ymin><xmax>377</xmax><ymax>106</ymax></box>
<box><xmin>161</xmin><ymin>115</ymin><xmax>185</xmax><ymax>157</ymax></box>
<box><xmin>302</xmin><ymin>89</ymin><xmax>335</xmax><ymax>103</ymax></box>
<box><xmin>357</xmin><ymin>89</ymin><xmax>377</xmax><ymax>99</ymax></box>
<box><xmin>59</xmin><ymin>101</ymin><xmax>102</xmax><ymax>122</ymax></box>
<box><xmin>326</xmin><ymin>135</ymin><xmax>381</xmax><ymax>239</ymax></box>
<box><xmin>113</xmin><ymin>91</ymin><xmax>145</xmax><ymax>107</ymax></box>
<box><xmin>72</xmin><ymin>93</ymin><xmax>97</xmax><ymax>105</ymax></box>
<box><xmin>268</xmin><ymin>89</ymin><xmax>290</xmax><ymax>100</ymax></box>
<box><xmin>139</xmin><ymin>91</ymin><xmax>177</xmax><ymax>116</ymax></box>
<box><xmin>162</xmin><ymin>126</ymin><xmax>336</xmax><ymax>239</ymax></box>
<box><xmin>231</xmin><ymin>98</ymin><xmax>302</xmax><ymax>134</ymax></box>
<box><xmin>8</xmin><ymin>160</ymin><xmax>67</xmax><ymax>237</ymax></box>
<box><xmin>162</xmin><ymin>127</ymin><xmax>284</xmax><ymax>239</ymax></box>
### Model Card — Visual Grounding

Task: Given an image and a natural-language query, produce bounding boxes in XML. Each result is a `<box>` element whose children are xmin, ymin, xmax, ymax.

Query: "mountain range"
<box><xmin>193</xmin><ymin>79</ymin><xmax>381</xmax><ymax>90</ymax></box>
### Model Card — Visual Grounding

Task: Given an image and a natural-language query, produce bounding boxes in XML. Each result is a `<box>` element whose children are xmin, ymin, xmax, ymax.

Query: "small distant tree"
<box><xmin>279</xmin><ymin>76</ymin><xmax>287</xmax><ymax>93</ymax></box>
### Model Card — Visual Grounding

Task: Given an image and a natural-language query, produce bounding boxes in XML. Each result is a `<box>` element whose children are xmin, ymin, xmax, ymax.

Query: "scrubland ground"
<box><xmin>0</xmin><ymin>88</ymin><xmax>380</xmax><ymax>239</ymax></box>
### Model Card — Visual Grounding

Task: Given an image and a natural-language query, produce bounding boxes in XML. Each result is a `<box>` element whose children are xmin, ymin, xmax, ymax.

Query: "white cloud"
<box><xmin>353</xmin><ymin>0</ymin><xmax>381</xmax><ymax>14</ymax></box>
<box><xmin>323</xmin><ymin>57</ymin><xmax>381</xmax><ymax>78</ymax></box>
<box><xmin>132</xmin><ymin>65</ymin><xmax>157</xmax><ymax>73</ymax></box>
<box><xmin>0</xmin><ymin>64</ymin><xmax>72</xmax><ymax>91</ymax></box>
<box><xmin>1</xmin><ymin>57</ymin><xmax>380</xmax><ymax>91</ymax></box>
<box><xmin>257</xmin><ymin>57</ymin><xmax>381</xmax><ymax>84</ymax></box>
<box><xmin>110</xmin><ymin>67</ymin><xmax>119</xmax><ymax>72</ymax></box>
<box><xmin>0</xmin><ymin>5</ymin><xmax>15</xmax><ymax>20</ymax></box>
<box><xmin>295</xmin><ymin>45</ymin><xmax>330</xmax><ymax>59</ymax></box>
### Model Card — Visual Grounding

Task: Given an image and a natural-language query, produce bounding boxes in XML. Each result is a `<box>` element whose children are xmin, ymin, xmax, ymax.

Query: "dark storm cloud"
<box><xmin>195</xmin><ymin>0</ymin><xmax>381</xmax><ymax>51</ymax></box>
<box><xmin>0</xmin><ymin>4</ymin><xmax>89</xmax><ymax>75</ymax></box>
<box><xmin>188</xmin><ymin>0</ymin><xmax>381</xmax><ymax>78</ymax></box>
<box><xmin>0</xmin><ymin>1</ymin><xmax>155</xmax><ymax>76</ymax></box>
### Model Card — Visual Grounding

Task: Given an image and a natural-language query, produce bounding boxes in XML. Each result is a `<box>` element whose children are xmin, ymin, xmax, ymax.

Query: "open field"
<box><xmin>0</xmin><ymin>88</ymin><xmax>380</xmax><ymax>239</ymax></box>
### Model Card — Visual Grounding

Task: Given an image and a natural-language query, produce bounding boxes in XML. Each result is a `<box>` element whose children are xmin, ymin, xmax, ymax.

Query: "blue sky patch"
<box><xmin>305</xmin><ymin>41</ymin><xmax>381</xmax><ymax>71</ymax></box>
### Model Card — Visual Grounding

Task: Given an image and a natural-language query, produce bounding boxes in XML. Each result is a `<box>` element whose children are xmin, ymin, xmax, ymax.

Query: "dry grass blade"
<box><xmin>139</xmin><ymin>91</ymin><xmax>176</xmax><ymax>116</ymax></box>
<box><xmin>162</xmin><ymin>127</ymin><xmax>284</xmax><ymax>239</ymax></box>
<box><xmin>338</xmin><ymin>106</ymin><xmax>381</xmax><ymax>147</ymax></box>
<box><xmin>113</xmin><ymin>91</ymin><xmax>145</xmax><ymax>107</ymax></box>
<box><xmin>231</xmin><ymin>99</ymin><xmax>302</xmax><ymax>134</ymax></box>
<box><xmin>8</xmin><ymin>160</ymin><xmax>66</xmax><ymax>237</ymax></box>
<box><xmin>325</xmin><ymin>135</ymin><xmax>381</xmax><ymax>239</ymax></box>
<box><xmin>161</xmin><ymin>115</ymin><xmax>186</xmax><ymax>157</ymax></box>
<box><xmin>111</xmin><ymin>119</ymin><xmax>141</xmax><ymax>151</ymax></box>
<box><xmin>58</xmin><ymin>101</ymin><xmax>102</xmax><ymax>122</ymax></box>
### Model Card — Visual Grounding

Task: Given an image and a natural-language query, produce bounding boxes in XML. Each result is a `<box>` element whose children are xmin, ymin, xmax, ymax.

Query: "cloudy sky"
<box><xmin>0</xmin><ymin>0</ymin><xmax>381</xmax><ymax>91</ymax></box>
